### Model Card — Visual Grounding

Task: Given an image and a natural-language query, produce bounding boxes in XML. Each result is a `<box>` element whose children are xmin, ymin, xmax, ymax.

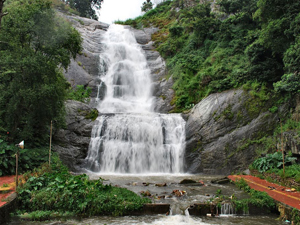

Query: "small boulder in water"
<box><xmin>155</xmin><ymin>183</ymin><xmax>167</xmax><ymax>187</ymax></box>
<box><xmin>179</xmin><ymin>179</ymin><xmax>197</xmax><ymax>184</ymax></box>
<box><xmin>211</xmin><ymin>177</ymin><xmax>230</xmax><ymax>184</ymax></box>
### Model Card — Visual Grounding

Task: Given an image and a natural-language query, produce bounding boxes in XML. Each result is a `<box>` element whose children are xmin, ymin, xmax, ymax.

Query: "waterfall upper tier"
<box><xmin>97</xmin><ymin>24</ymin><xmax>153</xmax><ymax>113</ymax></box>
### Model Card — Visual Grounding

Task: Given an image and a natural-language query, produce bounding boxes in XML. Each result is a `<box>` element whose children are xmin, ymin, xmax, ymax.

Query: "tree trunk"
<box><xmin>0</xmin><ymin>0</ymin><xmax>8</xmax><ymax>30</ymax></box>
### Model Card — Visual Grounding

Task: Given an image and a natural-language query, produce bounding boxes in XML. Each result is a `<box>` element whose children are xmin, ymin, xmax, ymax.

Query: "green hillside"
<box><xmin>118</xmin><ymin>0</ymin><xmax>300</xmax><ymax>112</ymax></box>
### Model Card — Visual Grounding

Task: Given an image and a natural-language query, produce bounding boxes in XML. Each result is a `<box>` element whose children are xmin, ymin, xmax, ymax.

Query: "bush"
<box><xmin>252</xmin><ymin>151</ymin><xmax>297</xmax><ymax>173</ymax></box>
<box><xmin>0</xmin><ymin>139</ymin><xmax>48</xmax><ymax>176</ymax></box>
<box><xmin>17</xmin><ymin>160</ymin><xmax>151</xmax><ymax>218</ymax></box>
<box><xmin>67</xmin><ymin>85</ymin><xmax>91</xmax><ymax>103</ymax></box>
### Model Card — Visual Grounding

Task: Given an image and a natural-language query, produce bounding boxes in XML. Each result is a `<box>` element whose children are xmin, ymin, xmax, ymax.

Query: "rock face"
<box><xmin>53</xmin><ymin>100</ymin><xmax>98</xmax><ymax>171</ymax></box>
<box><xmin>60</xmin><ymin>13</ymin><xmax>109</xmax><ymax>99</ymax></box>
<box><xmin>184</xmin><ymin>89</ymin><xmax>290</xmax><ymax>174</ymax></box>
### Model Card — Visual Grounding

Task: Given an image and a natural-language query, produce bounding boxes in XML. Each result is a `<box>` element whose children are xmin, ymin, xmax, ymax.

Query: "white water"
<box><xmin>220</xmin><ymin>203</ymin><xmax>235</xmax><ymax>216</ymax></box>
<box><xmin>85</xmin><ymin>25</ymin><xmax>186</xmax><ymax>174</ymax></box>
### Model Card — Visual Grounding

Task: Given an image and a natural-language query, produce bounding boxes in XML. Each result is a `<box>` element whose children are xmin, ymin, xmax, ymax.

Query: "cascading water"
<box><xmin>85</xmin><ymin>24</ymin><xmax>186</xmax><ymax>174</ymax></box>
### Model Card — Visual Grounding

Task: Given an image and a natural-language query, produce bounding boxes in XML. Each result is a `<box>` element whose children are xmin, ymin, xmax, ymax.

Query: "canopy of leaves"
<box><xmin>141</xmin><ymin>0</ymin><xmax>153</xmax><ymax>12</ymax></box>
<box><xmin>65</xmin><ymin>0</ymin><xmax>103</xmax><ymax>20</ymax></box>
<box><xmin>0</xmin><ymin>0</ymin><xmax>82</xmax><ymax>145</ymax></box>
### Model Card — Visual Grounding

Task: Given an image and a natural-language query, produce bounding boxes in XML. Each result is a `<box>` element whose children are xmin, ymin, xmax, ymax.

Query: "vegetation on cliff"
<box><xmin>119</xmin><ymin>0</ymin><xmax>300</xmax><ymax>112</ymax></box>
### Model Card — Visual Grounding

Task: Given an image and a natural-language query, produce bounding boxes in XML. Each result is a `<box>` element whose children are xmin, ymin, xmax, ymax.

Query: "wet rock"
<box><xmin>211</xmin><ymin>177</ymin><xmax>230</xmax><ymax>184</ymax></box>
<box><xmin>155</xmin><ymin>183</ymin><xmax>167</xmax><ymax>187</ymax></box>
<box><xmin>52</xmin><ymin>100</ymin><xmax>98</xmax><ymax>171</ymax></box>
<box><xmin>179</xmin><ymin>179</ymin><xmax>197</xmax><ymax>184</ymax></box>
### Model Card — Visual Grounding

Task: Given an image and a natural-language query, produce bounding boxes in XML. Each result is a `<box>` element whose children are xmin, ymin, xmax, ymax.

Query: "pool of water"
<box><xmin>8</xmin><ymin>214</ymin><xmax>285</xmax><ymax>225</ymax></box>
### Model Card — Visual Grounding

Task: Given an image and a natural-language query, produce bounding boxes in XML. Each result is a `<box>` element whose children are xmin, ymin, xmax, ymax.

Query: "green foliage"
<box><xmin>291</xmin><ymin>208</ymin><xmax>300</xmax><ymax>225</ymax></box>
<box><xmin>0</xmin><ymin>0</ymin><xmax>82</xmax><ymax>145</ymax></box>
<box><xmin>234</xmin><ymin>178</ymin><xmax>276</xmax><ymax>209</ymax></box>
<box><xmin>252</xmin><ymin>151</ymin><xmax>297</xmax><ymax>173</ymax></box>
<box><xmin>274</xmin><ymin>72</ymin><xmax>300</xmax><ymax>93</ymax></box>
<box><xmin>119</xmin><ymin>0</ymin><xmax>300</xmax><ymax>112</ymax></box>
<box><xmin>85</xmin><ymin>109</ymin><xmax>98</xmax><ymax>121</ymax></box>
<box><xmin>65</xmin><ymin>0</ymin><xmax>103</xmax><ymax>20</ymax></box>
<box><xmin>0</xmin><ymin>138</ymin><xmax>48</xmax><ymax>176</ymax></box>
<box><xmin>19</xmin><ymin>210</ymin><xmax>75</xmax><ymax>221</ymax></box>
<box><xmin>269</xmin><ymin>164</ymin><xmax>300</xmax><ymax>182</ymax></box>
<box><xmin>67</xmin><ymin>85</ymin><xmax>91</xmax><ymax>103</ymax></box>
<box><xmin>141</xmin><ymin>0</ymin><xmax>153</xmax><ymax>12</ymax></box>
<box><xmin>17</xmin><ymin>160</ymin><xmax>151</xmax><ymax>218</ymax></box>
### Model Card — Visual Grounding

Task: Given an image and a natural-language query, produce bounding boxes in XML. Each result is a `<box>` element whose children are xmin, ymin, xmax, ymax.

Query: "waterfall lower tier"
<box><xmin>85</xmin><ymin>113</ymin><xmax>186</xmax><ymax>174</ymax></box>
<box><xmin>220</xmin><ymin>203</ymin><xmax>236</xmax><ymax>215</ymax></box>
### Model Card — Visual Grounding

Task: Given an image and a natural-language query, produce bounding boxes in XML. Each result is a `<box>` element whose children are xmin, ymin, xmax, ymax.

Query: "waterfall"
<box><xmin>220</xmin><ymin>203</ymin><xmax>235</xmax><ymax>216</ymax></box>
<box><xmin>85</xmin><ymin>24</ymin><xmax>186</xmax><ymax>174</ymax></box>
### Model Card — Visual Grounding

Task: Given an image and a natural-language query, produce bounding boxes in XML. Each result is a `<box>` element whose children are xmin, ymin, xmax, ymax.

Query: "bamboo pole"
<box><xmin>15</xmin><ymin>150</ymin><xmax>18</xmax><ymax>188</ymax></box>
<box><xmin>49</xmin><ymin>120</ymin><xmax>52</xmax><ymax>166</ymax></box>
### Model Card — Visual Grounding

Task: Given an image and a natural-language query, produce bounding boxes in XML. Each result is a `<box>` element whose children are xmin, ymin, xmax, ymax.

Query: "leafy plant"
<box><xmin>0</xmin><ymin>138</ymin><xmax>49</xmax><ymax>176</ymax></box>
<box><xmin>233</xmin><ymin>178</ymin><xmax>275</xmax><ymax>210</ymax></box>
<box><xmin>252</xmin><ymin>151</ymin><xmax>297</xmax><ymax>173</ymax></box>
<box><xmin>67</xmin><ymin>85</ymin><xmax>92</xmax><ymax>103</ymax></box>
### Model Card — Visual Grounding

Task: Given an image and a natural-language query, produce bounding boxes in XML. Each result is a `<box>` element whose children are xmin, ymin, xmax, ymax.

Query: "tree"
<box><xmin>66</xmin><ymin>0</ymin><xmax>103</xmax><ymax>20</ymax></box>
<box><xmin>0</xmin><ymin>0</ymin><xmax>8</xmax><ymax>29</ymax></box>
<box><xmin>141</xmin><ymin>0</ymin><xmax>153</xmax><ymax>12</ymax></box>
<box><xmin>0</xmin><ymin>0</ymin><xmax>82</xmax><ymax>145</ymax></box>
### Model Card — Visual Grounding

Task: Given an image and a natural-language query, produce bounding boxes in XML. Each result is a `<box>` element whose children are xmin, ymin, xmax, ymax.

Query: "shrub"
<box><xmin>0</xmin><ymin>139</ymin><xmax>48</xmax><ymax>176</ymax></box>
<box><xmin>17</xmin><ymin>160</ymin><xmax>151</xmax><ymax>218</ymax></box>
<box><xmin>252</xmin><ymin>151</ymin><xmax>297</xmax><ymax>173</ymax></box>
<box><xmin>67</xmin><ymin>85</ymin><xmax>91</xmax><ymax>103</ymax></box>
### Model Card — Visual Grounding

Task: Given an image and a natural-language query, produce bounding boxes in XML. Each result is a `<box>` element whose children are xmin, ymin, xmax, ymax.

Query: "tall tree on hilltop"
<box><xmin>141</xmin><ymin>0</ymin><xmax>153</xmax><ymax>12</ymax></box>
<box><xmin>66</xmin><ymin>0</ymin><xmax>103</xmax><ymax>20</ymax></box>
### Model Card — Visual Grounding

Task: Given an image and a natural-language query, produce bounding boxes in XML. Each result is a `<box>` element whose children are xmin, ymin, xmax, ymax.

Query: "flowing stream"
<box><xmin>85</xmin><ymin>24</ymin><xmax>186</xmax><ymax>174</ymax></box>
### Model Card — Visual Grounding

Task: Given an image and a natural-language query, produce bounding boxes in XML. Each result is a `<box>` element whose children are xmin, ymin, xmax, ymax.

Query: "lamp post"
<box><xmin>15</xmin><ymin>140</ymin><xmax>24</xmax><ymax>188</ymax></box>
<box><xmin>49</xmin><ymin>120</ymin><xmax>52</xmax><ymax>166</ymax></box>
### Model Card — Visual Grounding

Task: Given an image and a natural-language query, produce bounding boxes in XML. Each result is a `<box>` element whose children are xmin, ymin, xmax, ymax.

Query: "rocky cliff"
<box><xmin>184</xmin><ymin>89</ymin><xmax>290</xmax><ymax>174</ymax></box>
